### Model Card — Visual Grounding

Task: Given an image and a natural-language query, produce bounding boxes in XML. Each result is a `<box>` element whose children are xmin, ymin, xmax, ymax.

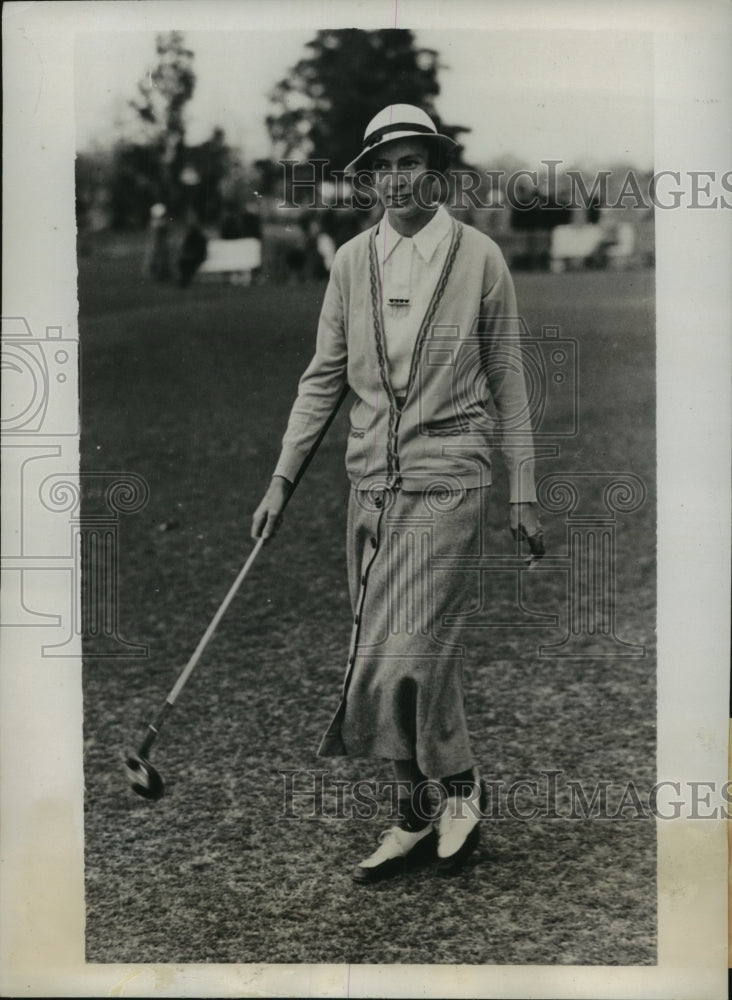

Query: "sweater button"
<box><xmin>354</xmin><ymin>615</ymin><xmax>359</xmax><ymax>626</ymax></box>
<box><xmin>361</xmin><ymin>574</ymin><xmax>367</xmax><ymax>585</ymax></box>
<box><xmin>370</xmin><ymin>537</ymin><xmax>377</xmax><ymax>549</ymax></box>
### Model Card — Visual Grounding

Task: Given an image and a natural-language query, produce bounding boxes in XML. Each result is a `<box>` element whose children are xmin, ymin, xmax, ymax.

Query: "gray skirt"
<box><xmin>318</xmin><ymin>483</ymin><xmax>487</xmax><ymax>778</ymax></box>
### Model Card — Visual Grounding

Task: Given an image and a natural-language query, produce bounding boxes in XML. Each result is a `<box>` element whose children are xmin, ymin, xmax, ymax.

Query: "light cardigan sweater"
<box><xmin>273</xmin><ymin>211</ymin><xmax>537</xmax><ymax>501</ymax></box>
<box><xmin>377</xmin><ymin>205</ymin><xmax>453</xmax><ymax>392</ymax></box>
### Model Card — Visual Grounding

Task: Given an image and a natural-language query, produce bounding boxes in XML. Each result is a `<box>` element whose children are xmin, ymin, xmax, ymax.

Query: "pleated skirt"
<box><xmin>318</xmin><ymin>484</ymin><xmax>487</xmax><ymax>778</ymax></box>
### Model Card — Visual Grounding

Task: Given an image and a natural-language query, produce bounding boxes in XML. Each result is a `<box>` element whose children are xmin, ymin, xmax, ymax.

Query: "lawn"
<box><xmin>79</xmin><ymin>236</ymin><xmax>656</xmax><ymax>966</ymax></box>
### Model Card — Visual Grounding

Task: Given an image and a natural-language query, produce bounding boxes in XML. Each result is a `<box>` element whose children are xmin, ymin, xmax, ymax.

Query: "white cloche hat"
<box><xmin>344</xmin><ymin>104</ymin><xmax>457</xmax><ymax>174</ymax></box>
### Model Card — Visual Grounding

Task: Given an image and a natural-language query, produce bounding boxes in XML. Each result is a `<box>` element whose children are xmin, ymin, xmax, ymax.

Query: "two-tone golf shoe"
<box><xmin>351</xmin><ymin>824</ymin><xmax>435</xmax><ymax>884</ymax></box>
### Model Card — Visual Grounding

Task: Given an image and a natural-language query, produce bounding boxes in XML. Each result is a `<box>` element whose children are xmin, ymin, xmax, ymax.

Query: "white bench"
<box><xmin>197</xmin><ymin>238</ymin><xmax>262</xmax><ymax>284</ymax></box>
<box><xmin>549</xmin><ymin>224</ymin><xmax>606</xmax><ymax>271</ymax></box>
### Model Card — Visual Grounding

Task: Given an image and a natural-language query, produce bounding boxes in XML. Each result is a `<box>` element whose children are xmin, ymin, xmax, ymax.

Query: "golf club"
<box><xmin>125</xmin><ymin>383</ymin><xmax>350</xmax><ymax>799</ymax></box>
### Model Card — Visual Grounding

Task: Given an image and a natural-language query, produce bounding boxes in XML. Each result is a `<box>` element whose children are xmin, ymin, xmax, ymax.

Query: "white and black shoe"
<box><xmin>351</xmin><ymin>824</ymin><xmax>435</xmax><ymax>884</ymax></box>
<box><xmin>435</xmin><ymin>781</ymin><xmax>486</xmax><ymax>876</ymax></box>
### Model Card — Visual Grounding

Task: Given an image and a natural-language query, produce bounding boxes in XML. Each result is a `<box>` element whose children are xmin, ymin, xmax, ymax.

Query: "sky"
<box><xmin>75</xmin><ymin>28</ymin><xmax>654</xmax><ymax>170</ymax></box>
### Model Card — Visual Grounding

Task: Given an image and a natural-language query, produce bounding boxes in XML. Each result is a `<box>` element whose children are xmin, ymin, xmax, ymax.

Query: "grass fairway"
<box><xmin>80</xmin><ymin>240</ymin><xmax>656</xmax><ymax>965</ymax></box>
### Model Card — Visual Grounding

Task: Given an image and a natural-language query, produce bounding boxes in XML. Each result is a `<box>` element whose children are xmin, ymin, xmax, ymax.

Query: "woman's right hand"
<box><xmin>251</xmin><ymin>476</ymin><xmax>294</xmax><ymax>540</ymax></box>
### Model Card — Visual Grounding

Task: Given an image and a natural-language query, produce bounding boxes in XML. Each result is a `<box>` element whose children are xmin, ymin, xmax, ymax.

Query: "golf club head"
<box><xmin>125</xmin><ymin>753</ymin><xmax>165</xmax><ymax>800</ymax></box>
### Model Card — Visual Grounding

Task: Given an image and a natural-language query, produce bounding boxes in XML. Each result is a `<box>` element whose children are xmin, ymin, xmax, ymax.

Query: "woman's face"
<box><xmin>370</xmin><ymin>138</ymin><xmax>437</xmax><ymax>232</ymax></box>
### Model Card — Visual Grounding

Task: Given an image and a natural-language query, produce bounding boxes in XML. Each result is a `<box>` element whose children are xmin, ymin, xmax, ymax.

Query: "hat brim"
<box><xmin>344</xmin><ymin>131</ymin><xmax>458</xmax><ymax>175</ymax></box>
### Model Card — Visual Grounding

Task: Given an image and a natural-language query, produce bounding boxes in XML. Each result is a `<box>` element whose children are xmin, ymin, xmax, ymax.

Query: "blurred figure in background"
<box><xmin>315</xmin><ymin>227</ymin><xmax>336</xmax><ymax>275</ymax></box>
<box><xmin>145</xmin><ymin>202</ymin><xmax>172</xmax><ymax>281</ymax></box>
<box><xmin>302</xmin><ymin>216</ymin><xmax>335</xmax><ymax>280</ymax></box>
<box><xmin>240</xmin><ymin>202</ymin><xmax>263</xmax><ymax>241</ymax></box>
<box><xmin>178</xmin><ymin>208</ymin><xmax>208</xmax><ymax>288</ymax></box>
<box><xmin>241</xmin><ymin>202</ymin><xmax>263</xmax><ymax>284</ymax></box>
<box><xmin>220</xmin><ymin>201</ymin><xmax>244</xmax><ymax>239</ymax></box>
<box><xmin>586</xmin><ymin>192</ymin><xmax>602</xmax><ymax>225</ymax></box>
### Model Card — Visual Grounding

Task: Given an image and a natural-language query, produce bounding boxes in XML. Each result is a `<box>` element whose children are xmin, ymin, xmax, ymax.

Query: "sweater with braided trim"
<box><xmin>273</xmin><ymin>215</ymin><xmax>536</xmax><ymax>501</ymax></box>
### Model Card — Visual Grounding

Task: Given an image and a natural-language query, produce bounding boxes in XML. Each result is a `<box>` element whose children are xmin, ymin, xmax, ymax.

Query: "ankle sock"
<box><xmin>397</xmin><ymin>796</ymin><xmax>431</xmax><ymax>832</ymax></box>
<box><xmin>442</xmin><ymin>768</ymin><xmax>478</xmax><ymax>799</ymax></box>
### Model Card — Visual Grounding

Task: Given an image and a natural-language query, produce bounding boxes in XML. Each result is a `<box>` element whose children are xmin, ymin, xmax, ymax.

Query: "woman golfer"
<box><xmin>252</xmin><ymin>104</ymin><xmax>542</xmax><ymax>882</ymax></box>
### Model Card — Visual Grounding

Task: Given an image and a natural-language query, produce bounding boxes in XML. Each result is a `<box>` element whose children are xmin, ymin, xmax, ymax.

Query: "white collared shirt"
<box><xmin>375</xmin><ymin>205</ymin><xmax>453</xmax><ymax>393</ymax></box>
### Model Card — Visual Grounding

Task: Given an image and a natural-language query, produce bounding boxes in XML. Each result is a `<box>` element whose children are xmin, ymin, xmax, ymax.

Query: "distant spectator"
<box><xmin>302</xmin><ymin>217</ymin><xmax>331</xmax><ymax>280</ymax></box>
<box><xmin>586</xmin><ymin>194</ymin><xmax>602</xmax><ymax>225</ymax></box>
<box><xmin>285</xmin><ymin>243</ymin><xmax>307</xmax><ymax>281</ymax></box>
<box><xmin>220</xmin><ymin>205</ymin><xmax>243</xmax><ymax>240</ymax></box>
<box><xmin>316</xmin><ymin>230</ymin><xmax>336</xmax><ymax>274</ymax></box>
<box><xmin>146</xmin><ymin>203</ymin><xmax>172</xmax><ymax>281</ymax></box>
<box><xmin>509</xmin><ymin>183</ymin><xmax>570</xmax><ymax>271</ymax></box>
<box><xmin>178</xmin><ymin>210</ymin><xmax>208</xmax><ymax>288</ymax></box>
<box><xmin>603</xmin><ymin>220</ymin><xmax>637</xmax><ymax>269</ymax></box>
<box><xmin>240</xmin><ymin>205</ymin><xmax>262</xmax><ymax>240</ymax></box>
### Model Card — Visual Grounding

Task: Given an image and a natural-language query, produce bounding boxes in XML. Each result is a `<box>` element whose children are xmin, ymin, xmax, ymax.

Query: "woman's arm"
<box><xmin>252</xmin><ymin>256</ymin><xmax>348</xmax><ymax>540</ymax></box>
<box><xmin>272</xmin><ymin>256</ymin><xmax>349</xmax><ymax>483</ymax></box>
<box><xmin>480</xmin><ymin>257</ymin><xmax>537</xmax><ymax>505</ymax></box>
<box><xmin>480</xmin><ymin>255</ymin><xmax>544</xmax><ymax>555</ymax></box>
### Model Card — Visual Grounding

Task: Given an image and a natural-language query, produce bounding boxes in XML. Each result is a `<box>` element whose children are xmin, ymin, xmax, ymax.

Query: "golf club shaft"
<box><xmin>138</xmin><ymin>701</ymin><xmax>174</xmax><ymax>757</ymax></box>
<box><xmin>168</xmin><ymin>535</ymin><xmax>265</xmax><ymax>705</ymax></box>
<box><xmin>288</xmin><ymin>382</ymin><xmax>350</xmax><ymax>491</ymax></box>
<box><xmin>136</xmin><ymin>382</ymin><xmax>350</xmax><ymax>753</ymax></box>
<box><xmin>138</xmin><ymin>536</ymin><xmax>265</xmax><ymax>756</ymax></box>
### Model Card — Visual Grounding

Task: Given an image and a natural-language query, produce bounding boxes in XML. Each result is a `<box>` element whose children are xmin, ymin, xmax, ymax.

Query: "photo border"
<box><xmin>1</xmin><ymin>1</ymin><xmax>729</xmax><ymax>997</ymax></box>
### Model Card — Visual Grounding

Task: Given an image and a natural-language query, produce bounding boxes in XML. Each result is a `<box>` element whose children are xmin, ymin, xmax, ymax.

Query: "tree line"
<box><xmin>76</xmin><ymin>29</ymin><xmax>469</xmax><ymax>232</ymax></box>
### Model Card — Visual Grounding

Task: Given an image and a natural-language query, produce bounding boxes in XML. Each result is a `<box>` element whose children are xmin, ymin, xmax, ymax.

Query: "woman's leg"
<box><xmin>351</xmin><ymin>759</ymin><xmax>434</xmax><ymax>884</ymax></box>
<box><xmin>392</xmin><ymin>759</ymin><xmax>431</xmax><ymax>831</ymax></box>
<box><xmin>435</xmin><ymin>766</ymin><xmax>484</xmax><ymax>874</ymax></box>
<box><xmin>441</xmin><ymin>767</ymin><xmax>479</xmax><ymax>799</ymax></box>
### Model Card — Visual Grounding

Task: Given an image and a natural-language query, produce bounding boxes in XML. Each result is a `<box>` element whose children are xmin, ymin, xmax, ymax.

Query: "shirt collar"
<box><xmin>377</xmin><ymin>204</ymin><xmax>453</xmax><ymax>264</ymax></box>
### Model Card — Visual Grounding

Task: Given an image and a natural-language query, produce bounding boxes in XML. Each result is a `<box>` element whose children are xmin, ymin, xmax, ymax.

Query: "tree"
<box><xmin>130</xmin><ymin>31</ymin><xmax>196</xmax><ymax>190</ymax></box>
<box><xmin>266</xmin><ymin>29</ymin><xmax>470</xmax><ymax>177</ymax></box>
<box><xmin>185</xmin><ymin>127</ymin><xmax>232</xmax><ymax>223</ymax></box>
<box><xmin>79</xmin><ymin>33</ymin><xmax>240</xmax><ymax>230</ymax></box>
<box><xmin>106</xmin><ymin>31</ymin><xmax>197</xmax><ymax>220</ymax></box>
<box><xmin>108</xmin><ymin>142</ymin><xmax>164</xmax><ymax>229</ymax></box>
